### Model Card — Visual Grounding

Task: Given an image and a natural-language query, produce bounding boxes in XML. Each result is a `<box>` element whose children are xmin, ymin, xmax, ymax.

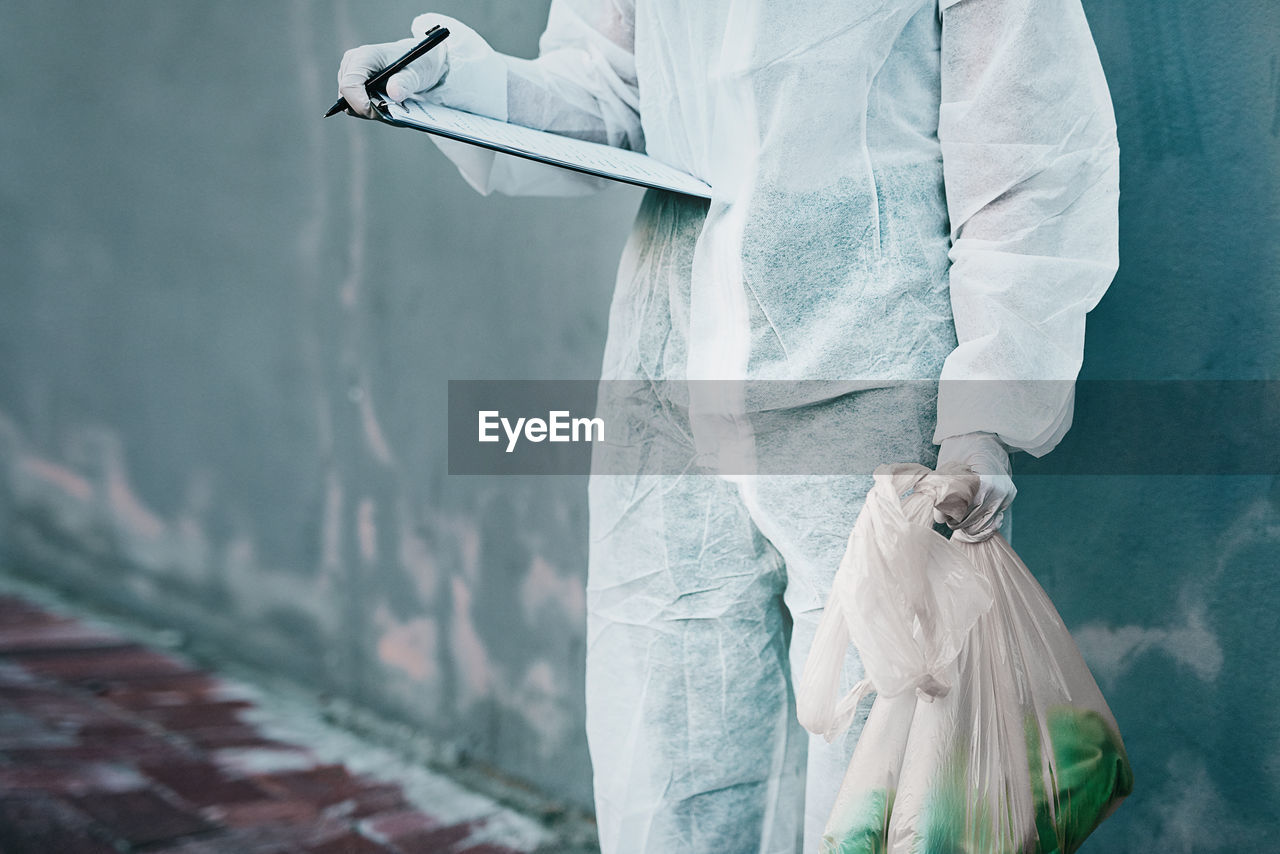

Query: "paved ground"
<box><xmin>0</xmin><ymin>592</ymin><xmax>577</xmax><ymax>853</ymax></box>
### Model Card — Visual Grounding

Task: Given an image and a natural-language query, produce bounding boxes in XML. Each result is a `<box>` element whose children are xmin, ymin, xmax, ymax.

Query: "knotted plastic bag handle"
<box><xmin>797</xmin><ymin>463</ymin><xmax>994</xmax><ymax>741</ymax></box>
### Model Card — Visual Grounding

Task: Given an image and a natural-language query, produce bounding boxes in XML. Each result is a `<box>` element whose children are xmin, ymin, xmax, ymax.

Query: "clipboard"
<box><xmin>370</xmin><ymin>97</ymin><xmax>712</xmax><ymax>200</ymax></box>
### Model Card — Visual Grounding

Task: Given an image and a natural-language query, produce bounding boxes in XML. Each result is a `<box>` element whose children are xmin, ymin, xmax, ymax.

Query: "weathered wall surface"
<box><xmin>1017</xmin><ymin>3</ymin><xmax>1280</xmax><ymax>849</ymax></box>
<box><xmin>0</xmin><ymin>0</ymin><xmax>632</xmax><ymax>808</ymax></box>
<box><xmin>1</xmin><ymin>1</ymin><xmax>1276</xmax><ymax>847</ymax></box>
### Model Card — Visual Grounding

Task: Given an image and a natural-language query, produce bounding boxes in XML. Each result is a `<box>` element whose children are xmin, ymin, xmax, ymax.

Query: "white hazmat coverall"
<box><xmin>366</xmin><ymin>1</ymin><xmax>1119</xmax><ymax>851</ymax></box>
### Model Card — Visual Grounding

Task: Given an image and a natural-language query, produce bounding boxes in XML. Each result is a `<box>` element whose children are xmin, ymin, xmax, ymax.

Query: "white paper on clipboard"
<box><xmin>373</xmin><ymin>98</ymin><xmax>712</xmax><ymax>200</ymax></box>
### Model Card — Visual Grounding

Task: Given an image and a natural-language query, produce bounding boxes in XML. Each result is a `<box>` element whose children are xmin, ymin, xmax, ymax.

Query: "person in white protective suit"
<box><xmin>339</xmin><ymin>2</ymin><xmax>1118</xmax><ymax>852</ymax></box>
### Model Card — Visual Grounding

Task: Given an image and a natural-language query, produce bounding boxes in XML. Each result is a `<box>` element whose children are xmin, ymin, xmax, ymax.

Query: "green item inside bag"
<box><xmin>823</xmin><ymin>788</ymin><xmax>895</xmax><ymax>854</ymax></box>
<box><xmin>822</xmin><ymin>706</ymin><xmax>1133</xmax><ymax>854</ymax></box>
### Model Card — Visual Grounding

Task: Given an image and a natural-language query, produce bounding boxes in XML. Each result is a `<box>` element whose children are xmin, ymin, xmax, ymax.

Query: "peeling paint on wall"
<box><xmin>1074</xmin><ymin>600</ymin><xmax>1224</xmax><ymax>687</ymax></box>
<box><xmin>522</xmin><ymin>555</ymin><xmax>585</xmax><ymax>624</ymax></box>
<box><xmin>375</xmin><ymin>606</ymin><xmax>439</xmax><ymax>684</ymax></box>
<box><xmin>449</xmin><ymin>576</ymin><xmax>494</xmax><ymax>705</ymax></box>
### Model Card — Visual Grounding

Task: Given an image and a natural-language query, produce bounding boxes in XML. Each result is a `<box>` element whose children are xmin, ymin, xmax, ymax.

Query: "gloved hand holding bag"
<box><xmin>797</xmin><ymin>463</ymin><xmax>1133</xmax><ymax>854</ymax></box>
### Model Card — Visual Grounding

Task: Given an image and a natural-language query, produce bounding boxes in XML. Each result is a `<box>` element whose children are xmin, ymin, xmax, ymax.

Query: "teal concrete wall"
<box><xmin>1</xmin><ymin>1</ymin><xmax>1276</xmax><ymax>847</ymax></box>
<box><xmin>1015</xmin><ymin>3</ymin><xmax>1280</xmax><ymax>848</ymax></box>
<box><xmin>0</xmin><ymin>0</ymin><xmax>633</xmax><ymax>809</ymax></box>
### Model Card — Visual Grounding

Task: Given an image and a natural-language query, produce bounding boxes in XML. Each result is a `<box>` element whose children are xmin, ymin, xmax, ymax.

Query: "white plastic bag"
<box><xmin>797</xmin><ymin>463</ymin><xmax>1133</xmax><ymax>854</ymax></box>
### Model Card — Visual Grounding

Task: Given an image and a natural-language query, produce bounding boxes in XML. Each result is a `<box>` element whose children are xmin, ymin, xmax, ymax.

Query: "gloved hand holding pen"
<box><xmin>337</xmin><ymin>14</ymin><xmax>508</xmax><ymax>121</ymax></box>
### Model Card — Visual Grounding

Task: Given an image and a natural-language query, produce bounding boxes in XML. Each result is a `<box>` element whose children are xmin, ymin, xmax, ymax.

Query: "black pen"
<box><xmin>325</xmin><ymin>25</ymin><xmax>451</xmax><ymax>118</ymax></box>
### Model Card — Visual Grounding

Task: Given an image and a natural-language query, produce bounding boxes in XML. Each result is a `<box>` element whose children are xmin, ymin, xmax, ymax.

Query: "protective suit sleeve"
<box><xmin>932</xmin><ymin>0</ymin><xmax>1120</xmax><ymax>456</ymax></box>
<box><xmin>428</xmin><ymin>1</ymin><xmax>642</xmax><ymax>197</ymax></box>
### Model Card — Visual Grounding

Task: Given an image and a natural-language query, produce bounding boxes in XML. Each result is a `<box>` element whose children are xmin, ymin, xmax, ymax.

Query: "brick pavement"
<box><xmin>0</xmin><ymin>594</ymin><xmax>557</xmax><ymax>853</ymax></box>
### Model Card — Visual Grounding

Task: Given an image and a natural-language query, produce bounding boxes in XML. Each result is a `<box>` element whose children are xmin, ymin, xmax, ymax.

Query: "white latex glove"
<box><xmin>934</xmin><ymin>432</ymin><xmax>1016</xmax><ymax>543</ymax></box>
<box><xmin>337</xmin><ymin>14</ymin><xmax>507</xmax><ymax>121</ymax></box>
